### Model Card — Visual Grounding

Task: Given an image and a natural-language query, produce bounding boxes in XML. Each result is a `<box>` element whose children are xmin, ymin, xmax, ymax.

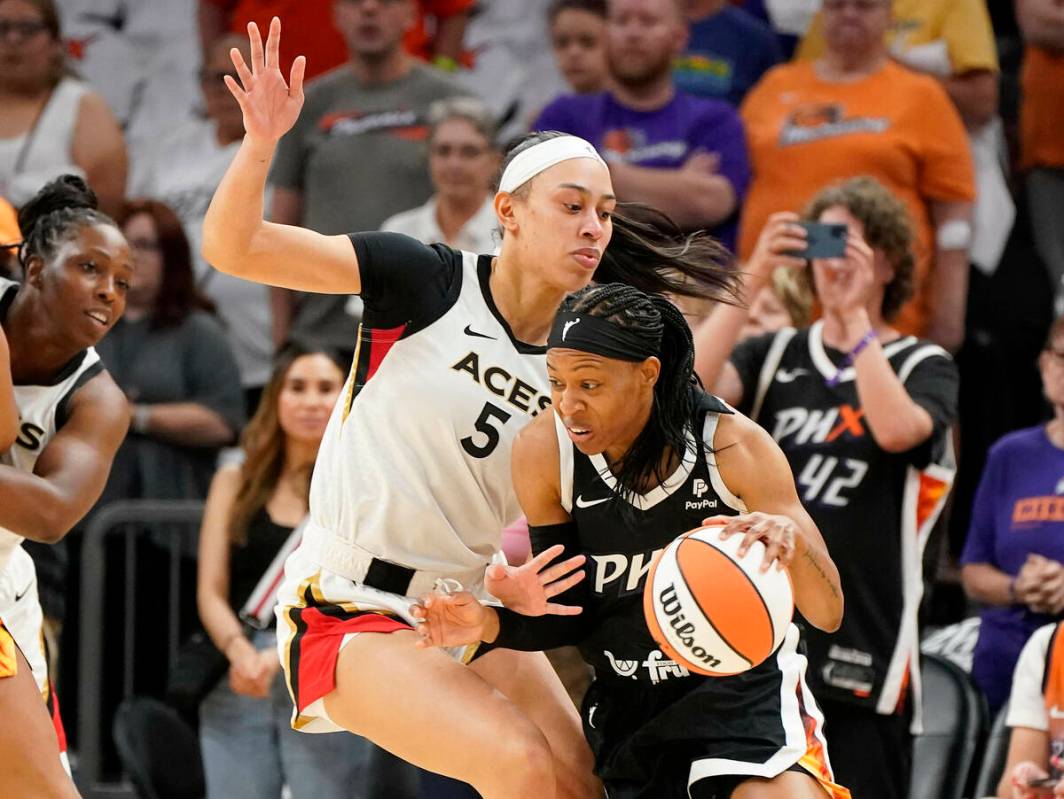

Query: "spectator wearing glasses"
<box><xmin>738</xmin><ymin>0</ymin><xmax>975</xmax><ymax>352</ymax></box>
<box><xmin>380</xmin><ymin>97</ymin><xmax>499</xmax><ymax>253</ymax></box>
<box><xmin>135</xmin><ymin>34</ymin><xmax>273</xmax><ymax>414</ymax></box>
<box><xmin>0</xmin><ymin>0</ymin><xmax>127</xmax><ymax>216</ymax></box>
<box><xmin>962</xmin><ymin>315</ymin><xmax>1064</xmax><ymax>718</ymax></box>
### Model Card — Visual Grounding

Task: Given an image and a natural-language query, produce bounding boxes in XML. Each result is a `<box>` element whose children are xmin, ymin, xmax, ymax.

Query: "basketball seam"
<box><xmin>686</xmin><ymin>537</ymin><xmax>777</xmax><ymax>661</ymax></box>
<box><xmin>676</xmin><ymin>558</ymin><xmax>754</xmax><ymax>669</ymax></box>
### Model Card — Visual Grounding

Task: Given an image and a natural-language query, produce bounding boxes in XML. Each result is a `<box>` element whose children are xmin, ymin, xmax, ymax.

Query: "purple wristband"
<box><xmin>824</xmin><ymin>330</ymin><xmax>877</xmax><ymax>387</ymax></box>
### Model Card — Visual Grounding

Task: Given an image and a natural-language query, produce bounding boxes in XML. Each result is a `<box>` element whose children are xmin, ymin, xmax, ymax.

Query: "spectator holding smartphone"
<box><xmin>696</xmin><ymin>176</ymin><xmax>959</xmax><ymax>799</ymax></box>
<box><xmin>998</xmin><ymin>620</ymin><xmax>1064</xmax><ymax>798</ymax></box>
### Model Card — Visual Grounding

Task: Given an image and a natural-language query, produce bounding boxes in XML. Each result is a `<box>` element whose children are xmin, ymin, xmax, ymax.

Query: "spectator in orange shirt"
<box><xmin>405</xmin><ymin>0</ymin><xmax>474</xmax><ymax>69</ymax></box>
<box><xmin>1016</xmin><ymin>0</ymin><xmax>1064</xmax><ymax>307</ymax></box>
<box><xmin>198</xmin><ymin>1</ymin><xmax>348</xmax><ymax>81</ymax></box>
<box><xmin>739</xmin><ymin>0</ymin><xmax>975</xmax><ymax>352</ymax></box>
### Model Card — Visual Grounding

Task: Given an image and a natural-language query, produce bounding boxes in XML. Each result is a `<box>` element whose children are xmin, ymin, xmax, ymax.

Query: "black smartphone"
<box><xmin>793</xmin><ymin>222</ymin><xmax>848</xmax><ymax>259</ymax></box>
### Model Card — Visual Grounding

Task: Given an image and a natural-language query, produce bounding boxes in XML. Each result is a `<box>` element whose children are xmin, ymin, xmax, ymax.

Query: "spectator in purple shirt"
<box><xmin>533</xmin><ymin>0</ymin><xmax>749</xmax><ymax>250</ymax></box>
<box><xmin>961</xmin><ymin>314</ymin><xmax>1064</xmax><ymax>717</ymax></box>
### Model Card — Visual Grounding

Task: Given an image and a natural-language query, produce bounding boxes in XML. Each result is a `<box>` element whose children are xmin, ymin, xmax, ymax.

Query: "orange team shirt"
<box><xmin>739</xmin><ymin>60</ymin><xmax>974</xmax><ymax>337</ymax></box>
<box><xmin>405</xmin><ymin>0</ymin><xmax>476</xmax><ymax>63</ymax></box>
<box><xmin>1021</xmin><ymin>46</ymin><xmax>1064</xmax><ymax>171</ymax></box>
<box><xmin>207</xmin><ymin>0</ymin><xmax>348</xmax><ymax>81</ymax></box>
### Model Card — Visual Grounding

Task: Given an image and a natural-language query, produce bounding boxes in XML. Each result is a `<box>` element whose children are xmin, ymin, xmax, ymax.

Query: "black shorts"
<box><xmin>580</xmin><ymin>652</ymin><xmax>844</xmax><ymax>799</ymax></box>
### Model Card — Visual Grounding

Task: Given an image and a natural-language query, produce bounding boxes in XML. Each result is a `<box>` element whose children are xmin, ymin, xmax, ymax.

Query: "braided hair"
<box><xmin>497</xmin><ymin>131</ymin><xmax>742</xmax><ymax>308</ymax></box>
<box><xmin>560</xmin><ymin>282</ymin><xmax>699</xmax><ymax>501</ymax></box>
<box><xmin>16</xmin><ymin>175</ymin><xmax>116</xmax><ymax>270</ymax></box>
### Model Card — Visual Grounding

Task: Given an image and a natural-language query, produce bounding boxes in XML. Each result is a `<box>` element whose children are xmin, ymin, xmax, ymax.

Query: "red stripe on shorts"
<box><xmin>294</xmin><ymin>607</ymin><xmax>411</xmax><ymax>713</ymax></box>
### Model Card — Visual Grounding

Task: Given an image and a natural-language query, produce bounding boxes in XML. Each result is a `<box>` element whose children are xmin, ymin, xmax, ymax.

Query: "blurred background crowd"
<box><xmin>1</xmin><ymin>0</ymin><xmax>1063</xmax><ymax>797</ymax></box>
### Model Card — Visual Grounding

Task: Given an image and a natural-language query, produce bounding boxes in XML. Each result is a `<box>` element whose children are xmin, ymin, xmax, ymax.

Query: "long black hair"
<box><xmin>17</xmin><ymin>175</ymin><xmax>116</xmax><ymax>270</ymax></box>
<box><xmin>498</xmin><ymin>131</ymin><xmax>741</xmax><ymax>308</ymax></box>
<box><xmin>560</xmin><ymin>282</ymin><xmax>700</xmax><ymax>501</ymax></box>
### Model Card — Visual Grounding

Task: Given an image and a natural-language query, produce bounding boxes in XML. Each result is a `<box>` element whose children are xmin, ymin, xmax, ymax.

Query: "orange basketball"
<box><xmin>642</xmin><ymin>523</ymin><xmax>794</xmax><ymax>676</ymax></box>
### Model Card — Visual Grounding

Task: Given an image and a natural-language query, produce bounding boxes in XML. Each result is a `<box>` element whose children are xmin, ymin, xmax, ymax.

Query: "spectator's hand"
<box><xmin>226</xmin><ymin>17</ymin><xmax>305</xmax><ymax>147</ymax></box>
<box><xmin>1009</xmin><ymin>760</ymin><xmax>1051</xmax><ymax>798</ymax></box>
<box><xmin>707</xmin><ymin>512</ymin><xmax>799</xmax><ymax>572</ymax></box>
<box><xmin>1029</xmin><ymin>557</ymin><xmax>1064</xmax><ymax>615</ymax></box>
<box><xmin>683</xmin><ymin>150</ymin><xmax>720</xmax><ymax>175</ymax></box>
<box><xmin>482</xmin><ymin>544</ymin><xmax>586</xmax><ymax>616</ymax></box>
<box><xmin>250</xmin><ymin>648</ymin><xmax>280</xmax><ymax>695</ymax></box>
<box><xmin>411</xmin><ymin>591</ymin><xmax>491</xmax><ymax>649</ymax></box>
<box><xmin>747</xmin><ymin>212</ymin><xmax>808</xmax><ymax>279</ymax></box>
<box><xmin>228</xmin><ymin>638</ymin><xmax>271</xmax><ymax>698</ymax></box>
<box><xmin>815</xmin><ymin>232</ymin><xmax>876</xmax><ymax>322</ymax></box>
<box><xmin>1014</xmin><ymin>554</ymin><xmax>1047</xmax><ymax>608</ymax></box>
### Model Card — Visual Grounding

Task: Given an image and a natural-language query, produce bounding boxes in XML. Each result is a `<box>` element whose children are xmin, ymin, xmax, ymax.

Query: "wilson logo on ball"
<box><xmin>643</xmin><ymin>524</ymin><xmax>794</xmax><ymax>677</ymax></box>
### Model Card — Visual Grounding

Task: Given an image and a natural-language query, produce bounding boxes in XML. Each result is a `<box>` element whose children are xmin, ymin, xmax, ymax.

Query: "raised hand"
<box><xmin>705</xmin><ymin>513</ymin><xmax>800</xmax><ymax>572</ymax></box>
<box><xmin>747</xmin><ymin>211</ymin><xmax>809</xmax><ymax>278</ymax></box>
<box><xmin>224</xmin><ymin>17</ymin><xmax>306</xmax><ymax>146</ymax></box>
<box><xmin>484</xmin><ymin>544</ymin><xmax>586</xmax><ymax>616</ymax></box>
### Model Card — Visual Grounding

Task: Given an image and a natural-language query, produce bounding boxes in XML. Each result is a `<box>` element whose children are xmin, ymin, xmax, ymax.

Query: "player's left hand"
<box><xmin>704</xmin><ymin>513</ymin><xmax>800</xmax><ymax>572</ymax></box>
<box><xmin>484</xmin><ymin>544</ymin><xmax>586</xmax><ymax>616</ymax></box>
<box><xmin>411</xmin><ymin>590</ymin><xmax>490</xmax><ymax>649</ymax></box>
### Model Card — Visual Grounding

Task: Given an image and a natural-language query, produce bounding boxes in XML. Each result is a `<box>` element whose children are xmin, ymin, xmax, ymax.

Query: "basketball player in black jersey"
<box><xmin>700</xmin><ymin>177</ymin><xmax>959</xmax><ymax>799</ymax></box>
<box><xmin>413</xmin><ymin>284</ymin><xmax>849</xmax><ymax>799</ymax></box>
<box><xmin>0</xmin><ymin>176</ymin><xmax>133</xmax><ymax>797</ymax></box>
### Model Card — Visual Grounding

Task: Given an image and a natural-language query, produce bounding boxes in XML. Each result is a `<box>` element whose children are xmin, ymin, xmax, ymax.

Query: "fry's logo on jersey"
<box><xmin>604</xmin><ymin>649</ymin><xmax>690</xmax><ymax>684</ymax></box>
<box><xmin>451</xmin><ymin>352</ymin><xmax>552</xmax><ymax>416</ymax></box>
<box><xmin>770</xmin><ymin>404</ymin><xmax>866</xmax><ymax>446</ymax></box>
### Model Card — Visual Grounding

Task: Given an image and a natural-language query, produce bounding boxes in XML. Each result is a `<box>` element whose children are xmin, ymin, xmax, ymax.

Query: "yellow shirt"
<box><xmin>796</xmin><ymin>0</ymin><xmax>998</xmax><ymax>75</ymax></box>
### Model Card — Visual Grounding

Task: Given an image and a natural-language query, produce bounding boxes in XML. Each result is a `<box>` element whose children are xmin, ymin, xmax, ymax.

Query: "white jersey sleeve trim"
<box><xmin>1006</xmin><ymin>623</ymin><xmax>1056</xmax><ymax>732</ymax></box>
<box><xmin>897</xmin><ymin>344</ymin><xmax>951</xmax><ymax>385</ymax></box>
<box><xmin>750</xmin><ymin>327</ymin><xmax>797</xmax><ymax>423</ymax></box>
<box><xmin>553</xmin><ymin>409</ymin><xmax>574</xmax><ymax>514</ymax></box>
<box><xmin>703</xmin><ymin>409</ymin><xmax>747</xmax><ymax>513</ymax></box>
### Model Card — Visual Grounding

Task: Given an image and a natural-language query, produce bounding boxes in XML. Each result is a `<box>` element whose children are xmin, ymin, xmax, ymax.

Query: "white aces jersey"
<box><xmin>0</xmin><ymin>278</ymin><xmax>106</xmax><ymax>573</ymax></box>
<box><xmin>309</xmin><ymin>234</ymin><xmax>550</xmax><ymax>583</ymax></box>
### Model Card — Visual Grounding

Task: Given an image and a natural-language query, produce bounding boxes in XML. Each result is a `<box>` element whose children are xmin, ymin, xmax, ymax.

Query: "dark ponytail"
<box><xmin>561</xmin><ymin>283</ymin><xmax>700</xmax><ymax>503</ymax></box>
<box><xmin>17</xmin><ymin>175</ymin><xmax>115</xmax><ymax>267</ymax></box>
<box><xmin>498</xmin><ymin>132</ymin><xmax>742</xmax><ymax>309</ymax></box>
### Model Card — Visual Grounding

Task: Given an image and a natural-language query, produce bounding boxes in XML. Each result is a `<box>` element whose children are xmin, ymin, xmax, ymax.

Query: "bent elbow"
<box><xmin>812</xmin><ymin>600</ymin><xmax>844</xmax><ymax>633</ymax></box>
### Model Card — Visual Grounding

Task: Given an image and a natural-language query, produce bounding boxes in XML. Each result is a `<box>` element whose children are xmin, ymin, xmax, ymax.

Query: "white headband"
<box><xmin>498</xmin><ymin>135</ymin><xmax>608</xmax><ymax>194</ymax></box>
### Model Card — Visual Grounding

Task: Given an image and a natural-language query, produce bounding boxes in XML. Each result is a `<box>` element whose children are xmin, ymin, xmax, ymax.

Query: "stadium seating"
<box><xmin>971</xmin><ymin>702</ymin><xmax>1011</xmax><ymax>799</ymax></box>
<box><xmin>910</xmin><ymin>653</ymin><xmax>987</xmax><ymax>799</ymax></box>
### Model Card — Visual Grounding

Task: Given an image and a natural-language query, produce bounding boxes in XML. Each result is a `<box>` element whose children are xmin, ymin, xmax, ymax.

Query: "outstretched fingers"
<box><xmin>528</xmin><ymin>543</ymin><xmax>568</xmax><ymax>570</ymax></box>
<box><xmin>230</xmin><ymin>48</ymin><xmax>253</xmax><ymax>90</ymax></box>
<box><xmin>247</xmin><ymin>21</ymin><xmax>265</xmax><ymax>75</ymax></box>
<box><xmin>265</xmin><ymin>16</ymin><xmax>281</xmax><ymax>72</ymax></box>
<box><xmin>538</xmin><ymin>554</ymin><xmax>586</xmax><ymax>586</ymax></box>
<box><xmin>222</xmin><ymin>74</ymin><xmax>247</xmax><ymax>107</ymax></box>
<box><xmin>289</xmin><ymin>55</ymin><xmax>306</xmax><ymax>101</ymax></box>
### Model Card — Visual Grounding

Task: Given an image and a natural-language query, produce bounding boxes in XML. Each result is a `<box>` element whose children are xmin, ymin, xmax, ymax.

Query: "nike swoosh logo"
<box><xmin>775</xmin><ymin>368</ymin><xmax>809</xmax><ymax>383</ymax></box>
<box><xmin>13</xmin><ymin>583</ymin><xmax>32</xmax><ymax>603</ymax></box>
<box><xmin>575</xmin><ymin>495</ymin><xmax>610</xmax><ymax>509</ymax></box>
<box><xmin>463</xmin><ymin>325</ymin><xmax>497</xmax><ymax>340</ymax></box>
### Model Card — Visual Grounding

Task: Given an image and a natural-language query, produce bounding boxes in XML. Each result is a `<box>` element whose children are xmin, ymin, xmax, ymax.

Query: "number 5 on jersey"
<box><xmin>461</xmin><ymin>402</ymin><xmax>513</xmax><ymax>458</ymax></box>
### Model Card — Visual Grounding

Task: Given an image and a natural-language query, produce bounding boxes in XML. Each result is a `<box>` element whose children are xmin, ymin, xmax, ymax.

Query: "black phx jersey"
<box><xmin>731</xmin><ymin>322</ymin><xmax>958</xmax><ymax>727</ymax></box>
<box><xmin>554</xmin><ymin>392</ymin><xmax>843</xmax><ymax>797</ymax></box>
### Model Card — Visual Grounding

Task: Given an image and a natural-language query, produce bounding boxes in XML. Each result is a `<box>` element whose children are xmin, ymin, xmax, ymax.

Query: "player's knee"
<box><xmin>480</xmin><ymin>724</ymin><xmax>556</xmax><ymax>796</ymax></box>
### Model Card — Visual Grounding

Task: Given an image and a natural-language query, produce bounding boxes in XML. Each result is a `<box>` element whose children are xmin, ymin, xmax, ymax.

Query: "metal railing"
<box><xmin>75</xmin><ymin>500</ymin><xmax>205</xmax><ymax>798</ymax></box>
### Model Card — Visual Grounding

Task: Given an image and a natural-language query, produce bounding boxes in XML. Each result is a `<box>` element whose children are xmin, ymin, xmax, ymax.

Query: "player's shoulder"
<box><xmin>514</xmin><ymin>410</ymin><xmax>560</xmax><ymax>464</ymax></box>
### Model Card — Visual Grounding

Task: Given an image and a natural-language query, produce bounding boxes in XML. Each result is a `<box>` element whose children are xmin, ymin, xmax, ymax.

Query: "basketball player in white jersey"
<box><xmin>203</xmin><ymin>18</ymin><xmax>739</xmax><ymax>797</ymax></box>
<box><xmin>0</xmin><ymin>175</ymin><xmax>132</xmax><ymax>797</ymax></box>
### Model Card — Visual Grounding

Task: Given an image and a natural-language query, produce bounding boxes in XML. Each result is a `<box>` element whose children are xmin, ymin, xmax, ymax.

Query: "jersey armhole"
<box><xmin>553</xmin><ymin>410</ymin><xmax>574</xmax><ymax>514</ymax></box>
<box><xmin>750</xmin><ymin>327</ymin><xmax>797</xmax><ymax>422</ymax></box>
<box><xmin>702</xmin><ymin>412</ymin><xmax>746</xmax><ymax>513</ymax></box>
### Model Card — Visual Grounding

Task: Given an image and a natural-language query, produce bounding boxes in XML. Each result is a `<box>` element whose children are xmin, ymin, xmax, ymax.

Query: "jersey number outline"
<box><xmin>798</xmin><ymin>454</ymin><xmax>869</xmax><ymax>507</ymax></box>
<box><xmin>461</xmin><ymin>402</ymin><xmax>513</xmax><ymax>458</ymax></box>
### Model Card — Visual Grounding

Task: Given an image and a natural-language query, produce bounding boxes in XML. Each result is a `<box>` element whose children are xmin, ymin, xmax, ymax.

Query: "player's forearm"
<box><xmin>202</xmin><ymin>136</ymin><xmax>276</xmax><ymax>274</ymax></box>
<box><xmin>486</xmin><ymin>606</ymin><xmax>589</xmax><ymax>651</ymax></box>
<box><xmin>0</xmin><ymin>469</ymin><xmax>82</xmax><ymax>544</ymax></box>
<box><xmin>789</xmin><ymin>537</ymin><xmax>843</xmax><ymax>632</ymax></box>
<box><xmin>0</xmin><ymin>332</ymin><xmax>16</xmax><ymax>452</ymax></box>
<box><xmin>609</xmin><ymin>162</ymin><xmax>735</xmax><ymax>228</ymax></box>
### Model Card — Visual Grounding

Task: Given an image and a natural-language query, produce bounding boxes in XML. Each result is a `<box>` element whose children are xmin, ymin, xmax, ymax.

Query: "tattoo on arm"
<box><xmin>802</xmin><ymin>546</ymin><xmax>840</xmax><ymax>599</ymax></box>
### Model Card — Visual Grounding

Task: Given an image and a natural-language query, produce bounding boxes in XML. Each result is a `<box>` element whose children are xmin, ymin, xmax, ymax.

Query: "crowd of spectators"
<box><xmin>2</xmin><ymin>0</ymin><xmax>1064</xmax><ymax>797</ymax></box>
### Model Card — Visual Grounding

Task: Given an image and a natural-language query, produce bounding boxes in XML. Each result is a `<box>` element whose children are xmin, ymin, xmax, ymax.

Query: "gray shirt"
<box><xmin>271</xmin><ymin>64</ymin><xmax>468</xmax><ymax>352</ymax></box>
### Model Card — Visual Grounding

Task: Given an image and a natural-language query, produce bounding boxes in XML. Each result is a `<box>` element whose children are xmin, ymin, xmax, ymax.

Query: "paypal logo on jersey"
<box><xmin>684</xmin><ymin>478</ymin><xmax>717</xmax><ymax>511</ymax></box>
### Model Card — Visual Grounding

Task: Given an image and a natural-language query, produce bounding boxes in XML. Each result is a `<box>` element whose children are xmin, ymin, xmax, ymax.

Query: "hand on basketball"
<box><xmin>748</xmin><ymin>212</ymin><xmax>808</xmax><ymax>277</ymax></box>
<box><xmin>484</xmin><ymin>544</ymin><xmax>586</xmax><ymax>616</ymax></box>
<box><xmin>411</xmin><ymin>591</ymin><xmax>490</xmax><ymax>649</ymax></box>
<box><xmin>705</xmin><ymin>513</ymin><xmax>799</xmax><ymax>572</ymax></box>
<box><xmin>225</xmin><ymin>17</ymin><xmax>306</xmax><ymax>146</ymax></box>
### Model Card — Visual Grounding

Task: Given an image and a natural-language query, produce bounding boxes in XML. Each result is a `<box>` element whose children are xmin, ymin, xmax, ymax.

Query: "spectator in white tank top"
<box><xmin>0</xmin><ymin>0</ymin><xmax>127</xmax><ymax>216</ymax></box>
<box><xmin>380</xmin><ymin>97</ymin><xmax>500</xmax><ymax>255</ymax></box>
